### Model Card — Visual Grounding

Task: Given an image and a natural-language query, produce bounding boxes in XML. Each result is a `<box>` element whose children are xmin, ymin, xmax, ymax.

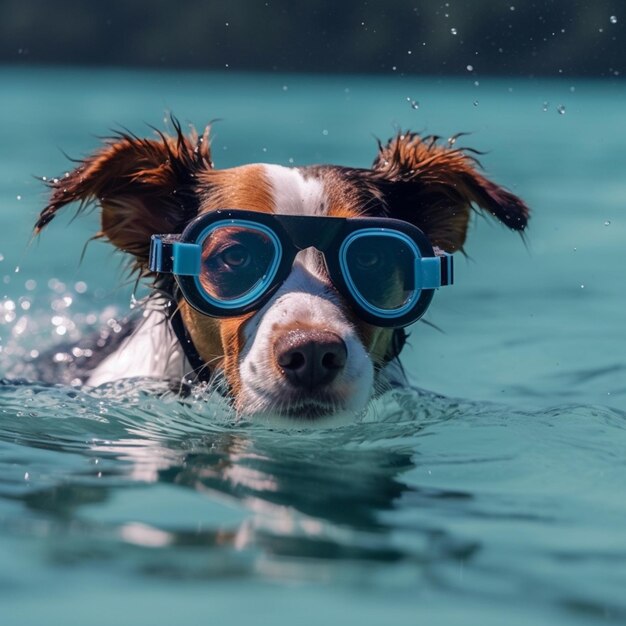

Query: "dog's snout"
<box><xmin>275</xmin><ymin>330</ymin><xmax>347</xmax><ymax>390</ymax></box>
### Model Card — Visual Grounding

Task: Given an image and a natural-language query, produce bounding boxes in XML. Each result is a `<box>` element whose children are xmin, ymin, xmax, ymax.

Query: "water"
<box><xmin>1</xmin><ymin>67</ymin><xmax>626</xmax><ymax>625</ymax></box>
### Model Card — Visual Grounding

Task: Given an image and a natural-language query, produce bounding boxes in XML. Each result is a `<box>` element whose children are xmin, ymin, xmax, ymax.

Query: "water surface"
<box><xmin>1</xmin><ymin>67</ymin><xmax>625</xmax><ymax>625</ymax></box>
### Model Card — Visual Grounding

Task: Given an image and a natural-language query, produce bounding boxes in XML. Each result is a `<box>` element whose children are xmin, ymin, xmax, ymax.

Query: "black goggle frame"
<box><xmin>149</xmin><ymin>209</ymin><xmax>453</xmax><ymax>328</ymax></box>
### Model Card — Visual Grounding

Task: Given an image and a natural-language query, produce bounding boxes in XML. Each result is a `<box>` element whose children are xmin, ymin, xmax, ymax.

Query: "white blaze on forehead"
<box><xmin>263</xmin><ymin>164</ymin><xmax>327</xmax><ymax>216</ymax></box>
<box><xmin>233</xmin><ymin>164</ymin><xmax>375</xmax><ymax>419</ymax></box>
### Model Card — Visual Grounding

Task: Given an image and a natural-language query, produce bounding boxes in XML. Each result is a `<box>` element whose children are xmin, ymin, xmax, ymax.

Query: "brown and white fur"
<box><xmin>35</xmin><ymin>122</ymin><xmax>529</xmax><ymax>421</ymax></box>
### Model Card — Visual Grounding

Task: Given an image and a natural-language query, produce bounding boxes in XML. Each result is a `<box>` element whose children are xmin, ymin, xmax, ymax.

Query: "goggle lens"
<box><xmin>342</xmin><ymin>233</ymin><xmax>417</xmax><ymax>312</ymax></box>
<box><xmin>200</xmin><ymin>225</ymin><xmax>280</xmax><ymax>303</ymax></box>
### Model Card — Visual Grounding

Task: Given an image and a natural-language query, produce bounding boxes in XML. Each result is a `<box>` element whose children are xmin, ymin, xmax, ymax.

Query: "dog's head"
<box><xmin>36</xmin><ymin>121</ymin><xmax>529</xmax><ymax>420</ymax></box>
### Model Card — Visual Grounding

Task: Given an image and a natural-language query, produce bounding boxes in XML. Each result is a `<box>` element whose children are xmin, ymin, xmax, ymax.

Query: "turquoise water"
<box><xmin>1</xmin><ymin>67</ymin><xmax>626</xmax><ymax>625</ymax></box>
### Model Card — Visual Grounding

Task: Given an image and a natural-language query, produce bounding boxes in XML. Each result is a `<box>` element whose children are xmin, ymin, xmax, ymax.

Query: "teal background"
<box><xmin>0</xmin><ymin>68</ymin><xmax>625</xmax><ymax>625</ymax></box>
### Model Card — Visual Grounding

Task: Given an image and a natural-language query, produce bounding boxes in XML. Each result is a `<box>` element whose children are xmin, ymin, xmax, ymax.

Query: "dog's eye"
<box><xmin>219</xmin><ymin>244</ymin><xmax>251</xmax><ymax>268</ymax></box>
<box><xmin>354</xmin><ymin>251</ymin><xmax>384</xmax><ymax>270</ymax></box>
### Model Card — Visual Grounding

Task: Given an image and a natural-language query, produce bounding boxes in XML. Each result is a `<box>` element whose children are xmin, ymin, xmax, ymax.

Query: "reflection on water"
<box><xmin>1</xmin><ymin>378</ymin><xmax>626</xmax><ymax>624</ymax></box>
<box><xmin>0</xmin><ymin>381</ymin><xmax>474</xmax><ymax>566</ymax></box>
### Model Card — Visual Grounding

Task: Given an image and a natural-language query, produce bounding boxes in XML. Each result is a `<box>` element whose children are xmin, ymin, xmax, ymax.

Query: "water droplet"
<box><xmin>604</xmin><ymin>220</ymin><xmax>611</xmax><ymax>226</ymax></box>
<box><xmin>450</xmin><ymin>27</ymin><xmax>458</xmax><ymax>35</ymax></box>
<box><xmin>466</xmin><ymin>64</ymin><xmax>474</xmax><ymax>72</ymax></box>
<box><xmin>557</xmin><ymin>104</ymin><xmax>566</xmax><ymax>115</ymax></box>
<box><xmin>610</xmin><ymin>15</ymin><xmax>617</xmax><ymax>24</ymax></box>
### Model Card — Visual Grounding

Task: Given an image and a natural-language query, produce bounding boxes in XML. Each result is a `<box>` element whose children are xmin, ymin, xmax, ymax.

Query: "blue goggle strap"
<box><xmin>421</xmin><ymin>253</ymin><xmax>454</xmax><ymax>288</ymax></box>
<box><xmin>149</xmin><ymin>236</ymin><xmax>202</xmax><ymax>276</ymax></box>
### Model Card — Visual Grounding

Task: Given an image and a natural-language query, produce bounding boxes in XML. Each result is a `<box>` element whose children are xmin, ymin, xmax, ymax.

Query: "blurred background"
<box><xmin>0</xmin><ymin>0</ymin><xmax>623</xmax><ymax>77</ymax></box>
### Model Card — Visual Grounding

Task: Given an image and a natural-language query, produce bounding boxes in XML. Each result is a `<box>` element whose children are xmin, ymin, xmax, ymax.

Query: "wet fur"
<box><xmin>35</xmin><ymin>120</ymin><xmax>529</xmax><ymax>416</ymax></box>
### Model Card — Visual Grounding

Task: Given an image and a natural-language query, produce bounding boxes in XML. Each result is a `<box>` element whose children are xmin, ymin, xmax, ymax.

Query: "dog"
<box><xmin>34</xmin><ymin>121</ymin><xmax>529</xmax><ymax>420</ymax></box>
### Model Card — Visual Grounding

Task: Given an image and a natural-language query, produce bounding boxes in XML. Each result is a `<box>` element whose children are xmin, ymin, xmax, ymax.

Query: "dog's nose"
<box><xmin>274</xmin><ymin>330</ymin><xmax>347</xmax><ymax>390</ymax></box>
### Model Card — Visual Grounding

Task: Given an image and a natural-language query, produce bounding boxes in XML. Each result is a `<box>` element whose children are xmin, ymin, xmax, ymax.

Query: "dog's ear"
<box><xmin>371</xmin><ymin>132</ymin><xmax>529</xmax><ymax>252</ymax></box>
<box><xmin>35</xmin><ymin>120</ymin><xmax>213</xmax><ymax>266</ymax></box>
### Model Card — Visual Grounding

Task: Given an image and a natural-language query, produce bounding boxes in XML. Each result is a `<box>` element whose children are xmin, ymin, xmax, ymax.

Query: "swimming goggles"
<box><xmin>149</xmin><ymin>209</ymin><xmax>453</xmax><ymax>328</ymax></box>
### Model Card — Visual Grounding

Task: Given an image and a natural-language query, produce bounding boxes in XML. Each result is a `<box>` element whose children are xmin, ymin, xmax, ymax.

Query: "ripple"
<box><xmin>1</xmin><ymin>376</ymin><xmax>626</xmax><ymax>619</ymax></box>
